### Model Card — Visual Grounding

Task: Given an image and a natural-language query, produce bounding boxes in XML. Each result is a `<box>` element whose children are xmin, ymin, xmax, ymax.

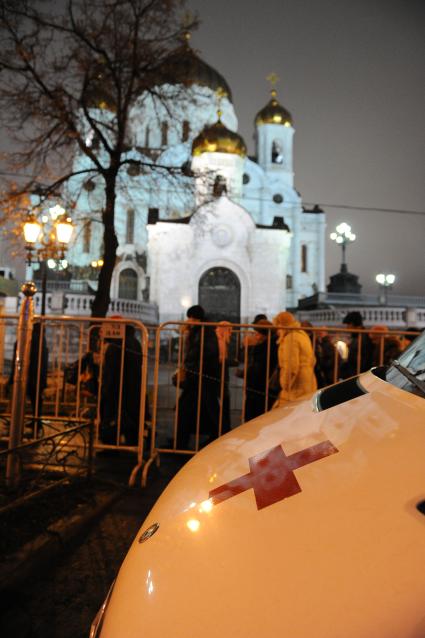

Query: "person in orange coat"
<box><xmin>272</xmin><ymin>311</ymin><xmax>317</xmax><ymax>407</ymax></box>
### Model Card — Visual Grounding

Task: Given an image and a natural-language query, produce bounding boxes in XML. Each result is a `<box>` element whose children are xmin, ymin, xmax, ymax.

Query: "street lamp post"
<box><xmin>375</xmin><ymin>273</ymin><xmax>395</xmax><ymax>305</ymax></box>
<box><xmin>330</xmin><ymin>223</ymin><xmax>356</xmax><ymax>273</ymax></box>
<box><xmin>23</xmin><ymin>205</ymin><xmax>74</xmax><ymax>315</ymax></box>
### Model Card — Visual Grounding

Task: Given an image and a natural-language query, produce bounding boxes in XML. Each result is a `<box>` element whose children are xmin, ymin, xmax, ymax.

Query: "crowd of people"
<box><xmin>173</xmin><ymin>306</ymin><xmax>421</xmax><ymax>448</ymax></box>
<box><xmin>7</xmin><ymin>308</ymin><xmax>420</xmax><ymax>448</ymax></box>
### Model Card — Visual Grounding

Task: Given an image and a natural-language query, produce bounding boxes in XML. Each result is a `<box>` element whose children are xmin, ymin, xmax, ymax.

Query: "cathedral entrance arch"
<box><xmin>118</xmin><ymin>268</ymin><xmax>138</xmax><ymax>300</ymax></box>
<box><xmin>198</xmin><ymin>267</ymin><xmax>241</xmax><ymax>323</ymax></box>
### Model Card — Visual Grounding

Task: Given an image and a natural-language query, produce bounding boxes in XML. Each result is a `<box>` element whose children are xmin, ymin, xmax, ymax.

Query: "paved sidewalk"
<box><xmin>0</xmin><ymin>453</ymin><xmax>188</xmax><ymax>638</ymax></box>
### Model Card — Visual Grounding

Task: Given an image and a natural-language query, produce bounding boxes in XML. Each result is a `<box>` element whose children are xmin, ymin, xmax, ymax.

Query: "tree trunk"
<box><xmin>91</xmin><ymin>173</ymin><xmax>118</xmax><ymax>317</ymax></box>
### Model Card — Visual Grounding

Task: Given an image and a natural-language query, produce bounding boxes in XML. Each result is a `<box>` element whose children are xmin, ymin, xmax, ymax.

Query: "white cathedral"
<box><xmin>65</xmin><ymin>38</ymin><xmax>326</xmax><ymax>323</ymax></box>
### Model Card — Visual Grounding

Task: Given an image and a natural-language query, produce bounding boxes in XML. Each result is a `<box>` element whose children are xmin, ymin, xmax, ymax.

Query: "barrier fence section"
<box><xmin>0</xmin><ymin>312</ymin><xmax>419</xmax><ymax>488</ymax></box>
<box><xmin>0</xmin><ymin>314</ymin><xmax>149</xmax><ymax>487</ymax></box>
<box><xmin>142</xmin><ymin>321</ymin><xmax>418</xmax><ymax>486</ymax></box>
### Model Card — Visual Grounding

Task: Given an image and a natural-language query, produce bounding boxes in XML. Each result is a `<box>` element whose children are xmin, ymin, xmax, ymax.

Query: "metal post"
<box><xmin>41</xmin><ymin>261</ymin><xmax>48</xmax><ymax>316</ymax></box>
<box><xmin>341</xmin><ymin>242</ymin><xmax>346</xmax><ymax>269</ymax></box>
<box><xmin>6</xmin><ymin>282</ymin><xmax>37</xmax><ymax>487</ymax></box>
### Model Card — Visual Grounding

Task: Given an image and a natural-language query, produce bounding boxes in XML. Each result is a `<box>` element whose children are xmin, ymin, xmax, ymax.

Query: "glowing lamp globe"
<box><xmin>23</xmin><ymin>214</ymin><xmax>42</xmax><ymax>244</ymax></box>
<box><xmin>55</xmin><ymin>217</ymin><xmax>74</xmax><ymax>244</ymax></box>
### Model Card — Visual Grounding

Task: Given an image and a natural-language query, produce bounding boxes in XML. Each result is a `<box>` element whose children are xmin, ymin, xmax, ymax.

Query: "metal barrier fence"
<box><xmin>0</xmin><ymin>308</ymin><xmax>419</xmax><ymax>488</ymax></box>
<box><xmin>0</xmin><ymin>312</ymin><xmax>149</xmax><ymax>487</ymax></box>
<box><xmin>141</xmin><ymin>320</ymin><xmax>418</xmax><ymax>485</ymax></box>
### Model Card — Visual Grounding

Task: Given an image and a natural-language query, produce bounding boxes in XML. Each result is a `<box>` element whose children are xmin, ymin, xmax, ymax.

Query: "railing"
<box><xmin>298</xmin><ymin>306</ymin><xmax>425</xmax><ymax>328</ymax></box>
<box><xmin>140</xmin><ymin>321</ymin><xmax>421</xmax><ymax>486</ymax></box>
<box><xmin>0</xmin><ymin>311</ymin><xmax>422</xmax><ymax>490</ymax></box>
<box><xmin>0</xmin><ymin>418</ymin><xmax>93</xmax><ymax>513</ymax></box>
<box><xmin>33</xmin><ymin>279</ymin><xmax>90</xmax><ymax>293</ymax></box>
<box><xmin>0</xmin><ymin>313</ymin><xmax>150</xmax><ymax>488</ymax></box>
<box><xmin>29</xmin><ymin>291</ymin><xmax>159</xmax><ymax>322</ymax></box>
<box><xmin>299</xmin><ymin>291</ymin><xmax>425</xmax><ymax>308</ymax></box>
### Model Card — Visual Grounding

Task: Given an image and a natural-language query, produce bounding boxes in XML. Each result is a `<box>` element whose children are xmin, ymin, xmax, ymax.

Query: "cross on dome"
<box><xmin>215</xmin><ymin>87</ymin><xmax>228</xmax><ymax>120</ymax></box>
<box><xmin>266</xmin><ymin>72</ymin><xmax>280</xmax><ymax>98</ymax></box>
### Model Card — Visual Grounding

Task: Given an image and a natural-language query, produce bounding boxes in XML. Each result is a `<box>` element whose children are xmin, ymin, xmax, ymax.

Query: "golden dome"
<box><xmin>192</xmin><ymin>116</ymin><xmax>247</xmax><ymax>157</ymax></box>
<box><xmin>159</xmin><ymin>37</ymin><xmax>233</xmax><ymax>102</ymax></box>
<box><xmin>82</xmin><ymin>63</ymin><xmax>116</xmax><ymax>113</ymax></box>
<box><xmin>255</xmin><ymin>90</ymin><xmax>292</xmax><ymax>127</ymax></box>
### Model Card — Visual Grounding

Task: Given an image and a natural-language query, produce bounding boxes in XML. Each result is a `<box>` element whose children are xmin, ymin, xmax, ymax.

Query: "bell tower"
<box><xmin>255</xmin><ymin>74</ymin><xmax>295</xmax><ymax>187</ymax></box>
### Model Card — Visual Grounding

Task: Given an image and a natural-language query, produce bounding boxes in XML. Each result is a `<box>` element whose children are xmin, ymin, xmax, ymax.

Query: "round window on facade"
<box><xmin>273</xmin><ymin>193</ymin><xmax>283</xmax><ymax>204</ymax></box>
<box><xmin>243</xmin><ymin>173</ymin><xmax>250</xmax><ymax>185</ymax></box>
<box><xmin>83</xmin><ymin>179</ymin><xmax>96</xmax><ymax>192</ymax></box>
<box><xmin>127</xmin><ymin>163</ymin><xmax>141</xmax><ymax>177</ymax></box>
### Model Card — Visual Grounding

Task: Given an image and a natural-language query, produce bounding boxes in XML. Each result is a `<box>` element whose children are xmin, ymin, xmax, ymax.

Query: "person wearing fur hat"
<box><xmin>272</xmin><ymin>311</ymin><xmax>317</xmax><ymax>407</ymax></box>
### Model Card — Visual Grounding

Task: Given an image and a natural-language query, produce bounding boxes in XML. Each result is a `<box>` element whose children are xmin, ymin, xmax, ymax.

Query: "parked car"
<box><xmin>91</xmin><ymin>331</ymin><xmax>425</xmax><ymax>638</ymax></box>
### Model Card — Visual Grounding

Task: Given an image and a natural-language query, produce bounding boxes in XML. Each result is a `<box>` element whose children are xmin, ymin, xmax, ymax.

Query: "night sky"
<box><xmin>188</xmin><ymin>0</ymin><xmax>425</xmax><ymax>296</ymax></box>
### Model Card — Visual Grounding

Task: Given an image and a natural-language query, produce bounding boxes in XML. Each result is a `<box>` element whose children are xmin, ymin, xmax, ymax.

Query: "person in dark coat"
<box><xmin>315</xmin><ymin>332</ymin><xmax>339</xmax><ymax>387</ymax></box>
<box><xmin>176</xmin><ymin>305</ymin><xmax>220</xmax><ymax>450</ymax></box>
<box><xmin>300</xmin><ymin>321</ymin><xmax>338</xmax><ymax>388</ymax></box>
<box><xmin>243</xmin><ymin>319</ymin><xmax>278</xmax><ymax>421</ymax></box>
<box><xmin>100</xmin><ymin>324</ymin><xmax>148</xmax><ymax>446</ymax></box>
<box><xmin>65</xmin><ymin>327</ymin><xmax>100</xmax><ymax>399</ymax></box>
<box><xmin>340</xmin><ymin>311</ymin><xmax>374</xmax><ymax>378</ymax></box>
<box><xmin>8</xmin><ymin>321</ymin><xmax>49</xmax><ymax>419</ymax></box>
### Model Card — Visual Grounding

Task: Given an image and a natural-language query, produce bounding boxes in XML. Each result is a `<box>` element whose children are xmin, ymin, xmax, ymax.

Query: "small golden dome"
<box><xmin>255</xmin><ymin>89</ymin><xmax>292</xmax><ymax>127</ymax></box>
<box><xmin>192</xmin><ymin>117</ymin><xmax>247</xmax><ymax>157</ymax></box>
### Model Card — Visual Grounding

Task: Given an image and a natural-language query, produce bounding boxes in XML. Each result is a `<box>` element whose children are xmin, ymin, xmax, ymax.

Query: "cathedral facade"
<box><xmin>65</xmin><ymin>39</ymin><xmax>326</xmax><ymax>323</ymax></box>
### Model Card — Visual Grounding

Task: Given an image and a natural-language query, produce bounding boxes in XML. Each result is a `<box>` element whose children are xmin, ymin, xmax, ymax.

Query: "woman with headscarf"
<box><xmin>273</xmin><ymin>311</ymin><xmax>317</xmax><ymax>408</ymax></box>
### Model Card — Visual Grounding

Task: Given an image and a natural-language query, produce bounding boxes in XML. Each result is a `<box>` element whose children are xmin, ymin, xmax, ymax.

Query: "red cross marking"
<box><xmin>209</xmin><ymin>441</ymin><xmax>338</xmax><ymax>510</ymax></box>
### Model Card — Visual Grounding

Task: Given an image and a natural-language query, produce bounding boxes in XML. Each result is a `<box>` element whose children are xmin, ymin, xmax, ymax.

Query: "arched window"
<box><xmin>271</xmin><ymin>140</ymin><xmax>284</xmax><ymax>164</ymax></box>
<box><xmin>301</xmin><ymin>244</ymin><xmax>308</xmax><ymax>273</ymax></box>
<box><xmin>118</xmin><ymin>268</ymin><xmax>138</xmax><ymax>300</ymax></box>
<box><xmin>126</xmin><ymin>209</ymin><xmax>135</xmax><ymax>244</ymax></box>
<box><xmin>198</xmin><ymin>267</ymin><xmax>241</xmax><ymax>323</ymax></box>
<box><xmin>83</xmin><ymin>222</ymin><xmax>91</xmax><ymax>253</ymax></box>
<box><xmin>182</xmin><ymin>120</ymin><xmax>190</xmax><ymax>142</ymax></box>
<box><xmin>213</xmin><ymin>175</ymin><xmax>227</xmax><ymax>197</ymax></box>
<box><xmin>145</xmin><ymin>126</ymin><xmax>150</xmax><ymax>148</ymax></box>
<box><xmin>161</xmin><ymin>121</ymin><xmax>168</xmax><ymax>146</ymax></box>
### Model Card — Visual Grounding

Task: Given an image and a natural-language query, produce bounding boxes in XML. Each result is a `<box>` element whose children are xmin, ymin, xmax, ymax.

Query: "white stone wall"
<box><xmin>147</xmin><ymin>196</ymin><xmax>291</xmax><ymax>323</ymax></box>
<box><xmin>250</xmin><ymin>228</ymin><xmax>291</xmax><ymax>318</ymax></box>
<box><xmin>147</xmin><ymin>222</ymin><xmax>194</xmax><ymax>322</ymax></box>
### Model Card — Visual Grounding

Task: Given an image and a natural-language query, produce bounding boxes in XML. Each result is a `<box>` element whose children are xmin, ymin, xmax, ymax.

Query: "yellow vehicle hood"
<box><xmin>101</xmin><ymin>371</ymin><xmax>425</xmax><ymax>638</ymax></box>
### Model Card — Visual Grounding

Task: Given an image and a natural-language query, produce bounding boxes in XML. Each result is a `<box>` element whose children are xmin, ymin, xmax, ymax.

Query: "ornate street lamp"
<box><xmin>375</xmin><ymin>273</ymin><xmax>395</xmax><ymax>305</ymax></box>
<box><xmin>330</xmin><ymin>223</ymin><xmax>356</xmax><ymax>272</ymax></box>
<box><xmin>23</xmin><ymin>204</ymin><xmax>74</xmax><ymax>315</ymax></box>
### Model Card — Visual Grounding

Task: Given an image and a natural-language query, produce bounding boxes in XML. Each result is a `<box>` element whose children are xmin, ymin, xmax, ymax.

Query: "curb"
<box><xmin>0</xmin><ymin>487</ymin><xmax>122</xmax><ymax>594</ymax></box>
